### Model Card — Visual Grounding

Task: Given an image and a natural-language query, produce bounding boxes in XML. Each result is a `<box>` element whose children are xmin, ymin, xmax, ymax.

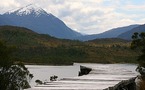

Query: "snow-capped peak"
<box><xmin>5</xmin><ymin>4</ymin><xmax>49</xmax><ymax>16</ymax></box>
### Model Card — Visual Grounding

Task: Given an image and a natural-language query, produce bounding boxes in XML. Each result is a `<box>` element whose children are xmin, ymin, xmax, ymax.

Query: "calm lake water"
<box><xmin>26</xmin><ymin>63</ymin><xmax>138</xmax><ymax>89</ymax></box>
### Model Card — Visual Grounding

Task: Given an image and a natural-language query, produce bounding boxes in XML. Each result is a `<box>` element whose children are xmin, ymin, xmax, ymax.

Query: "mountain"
<box><xmin>0</xmin><ymin>25</ymin><xmax>62</xmax><ymax>47</ymax></box>
<box><xmin>0</xmin><ymin>4</ymin><xmax>82</xmax><ymax>39</ymax></box>
<box><xmin>87</xmin><ymin>38</ymin><xmax>130</xmax><ymax>44</ymax></box>
<box><xmin>118</xmin><ymin>24</ymin><xmax>145</xmax><ymax>40</ymax></box>
<box><xmin>0</xmin><ymin>15</ymin><xmax>12</xmax><ymax>25</ymax></box>
<box><xmin>0</xmin><ymin>25</ymin><xmax>138</xmax><ymax>64</ymax></box>
<box><xmin>76</xmin><ymin>25</ymin><xmax>139</xmax><ymax>41</ymax></box>
<box><xmin>97</xmin><ymin>25</ymin><xmax>139</xmax><ymax>37</ymax></box>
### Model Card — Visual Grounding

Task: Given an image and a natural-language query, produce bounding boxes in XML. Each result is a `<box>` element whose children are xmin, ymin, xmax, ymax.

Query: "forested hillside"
<box><xmin>0</xmin><ymin>26</ymin><xmax>139</xmax><ymax>65</ymax></box>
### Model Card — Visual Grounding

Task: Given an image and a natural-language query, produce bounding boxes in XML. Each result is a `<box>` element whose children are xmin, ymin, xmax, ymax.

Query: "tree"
<box><xmin>0</xmin><ymin>41</ymin><xmax>33</xmax><ymax>90</ymax></box>
<box><xmin>131</xmin><ymin>32</ymin><xmax>145</xmax><ymax>67</ymax></box>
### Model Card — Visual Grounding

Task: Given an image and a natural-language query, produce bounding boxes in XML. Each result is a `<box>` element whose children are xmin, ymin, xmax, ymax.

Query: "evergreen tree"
<box><xmin>131</xmin><ymin>32</ymin><xmax>145</xmax><ymax>67</ymax></box>
<box><xmin>0</xmin><ymin>41</ymin><xmax>33</xmax><ymax>90</ymax></box>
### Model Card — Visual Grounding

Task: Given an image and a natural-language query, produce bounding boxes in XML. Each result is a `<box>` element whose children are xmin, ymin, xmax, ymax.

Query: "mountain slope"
<box><xmin>0</xmin><ymin>25</ymin><xmax>62</xmax><ymax>47</ymax></box>
<box><xmin>118</xmin><ymin>24</ymin><xmax>145</xmax><ymax>40</ymax></box>
<box><xmin>76</xmin><ymin>25</ymin><xmax>139</xmax><ymax>41</ymax></box>
<box><xmin>97</xmin><ymin>25</ymin><xmax>139</xmax><ymax>37</ymax></box>
<box><xmin>0</xmin><ymin>4</ymin><xmax>81</xmax><ymax>39</ymax></box>
<box><xmin>0</xmin><ymin>25</ymin><xmax>138</xmax><ymax>64</ymax></box>
<box><xmin>87</xmin><ymin>38</ymin><xmax>130</xmax><ymax>44</ymax></box>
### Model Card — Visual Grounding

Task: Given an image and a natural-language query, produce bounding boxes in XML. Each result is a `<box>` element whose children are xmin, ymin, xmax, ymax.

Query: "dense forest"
<box><xmin>0</xmin><ymin>26</ymin><xmax>139</xmax><ymax>65</ymax></box>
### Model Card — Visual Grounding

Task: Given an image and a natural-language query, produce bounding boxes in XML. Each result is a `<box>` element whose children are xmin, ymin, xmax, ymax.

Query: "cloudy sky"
<box><xmin>0</xmin><ymin>0</ymin><xmax>145</xmax><ymax>34</ymax></box>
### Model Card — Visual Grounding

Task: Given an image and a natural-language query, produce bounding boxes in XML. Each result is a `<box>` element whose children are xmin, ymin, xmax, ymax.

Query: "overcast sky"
<box><xmin>0</xmin><ymin>0</ymin><xmax>145</xmax><ymax>34</ymax></box>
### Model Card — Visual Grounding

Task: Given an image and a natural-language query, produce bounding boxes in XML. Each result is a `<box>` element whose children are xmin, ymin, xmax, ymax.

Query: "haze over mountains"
<box><xmin>0</xmin><ymin>4</ymin><xmax>144</xmax><ymax>41</ymax></box>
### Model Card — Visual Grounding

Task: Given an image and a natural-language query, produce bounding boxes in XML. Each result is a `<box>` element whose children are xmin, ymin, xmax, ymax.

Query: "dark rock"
<box><xmin>104</xmin><ymin>77</ymin><xmax>137</xmax><ymax>90</ymax></box>
<box><xmin>78</xmin><ymin>65</ymin><xmax>92</xmax><ymax>76</ymax></box>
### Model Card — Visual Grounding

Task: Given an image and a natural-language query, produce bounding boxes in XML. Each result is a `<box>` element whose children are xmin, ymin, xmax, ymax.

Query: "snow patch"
<box><xmin>5</xmin><ymin>4</ymin><xmax>50</xmax><ymax>17</ymax></box>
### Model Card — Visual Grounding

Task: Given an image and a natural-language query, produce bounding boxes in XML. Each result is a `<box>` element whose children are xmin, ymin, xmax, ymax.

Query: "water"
<box><xmin>26</xmin><ymin>65</ymin><xmax>80</xmax><ymax>87</ymax></box>
<box><xmin>26</xmin><ymin>63</ymin><xmax>138</xmax><ymax>90</ymax></box>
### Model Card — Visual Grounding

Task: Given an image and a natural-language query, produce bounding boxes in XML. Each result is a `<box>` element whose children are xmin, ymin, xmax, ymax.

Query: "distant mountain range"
<box><xmin>76</xmin><ymin>24</ymin><xmax>145</xmax><ymax>41</ymax></box>
<box><xmin>0</xmin><ymin>4</ymin><xmax>81</xmax><ymax>39</ymax></box>
<box><xmin>75</xmin><ymin>25</ymin><xmax>139</xmax><ymax>41</ymax></box>
<box><xmin>118</xmin><ymin>24</ymin><xmax>145</xmax><ymax>40</ymax></box>
<box><xmin>0</xmin><ymin>4</ymin><xmax>144</xmax><ymax>41</ymax></box>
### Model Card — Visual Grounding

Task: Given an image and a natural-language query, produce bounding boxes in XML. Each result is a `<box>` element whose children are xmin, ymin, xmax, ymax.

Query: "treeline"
<box><xmin>0</xmin><ymin>26</ymin><xmax>139</xmax><ymax>65</ymax></box>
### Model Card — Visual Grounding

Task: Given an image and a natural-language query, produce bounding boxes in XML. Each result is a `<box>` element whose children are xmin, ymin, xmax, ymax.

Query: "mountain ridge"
<box><xmin>4</xmin><ymin>4</ymin><xmax>49</xmax><ymax>17</ymax></box>
<box><xmin>0</xmin><ymin>4</ymin><xmax>144</xmax><ymax>41</ymax></box>
<box><xmin>0</xmin><ymin>4</ymin><xmax>82</xmax><ymax>39</ymax></box>
<box><xmin>118</xmin><ymin>24</ymin><xmax>145</xmax><ymax>40</ymax></box>
<box><xmin>75</xmin><ymin>24</ymin><xmax>139</xmax><ymax>41</ymax></box>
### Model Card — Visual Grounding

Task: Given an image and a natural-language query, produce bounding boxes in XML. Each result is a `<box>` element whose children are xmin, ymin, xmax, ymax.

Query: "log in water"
<box><xmin>26</xmin><ymin>63</ymin><xmax>138</xmax><ymax>90</ymax></box>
